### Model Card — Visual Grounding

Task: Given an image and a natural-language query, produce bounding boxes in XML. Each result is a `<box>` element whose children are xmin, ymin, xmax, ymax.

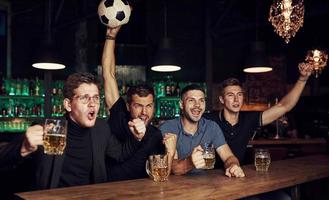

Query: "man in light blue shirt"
<box><xmin>160</xmin><ymin>84</ymin><xmax>245</xmax><ymax>177</ymax></box>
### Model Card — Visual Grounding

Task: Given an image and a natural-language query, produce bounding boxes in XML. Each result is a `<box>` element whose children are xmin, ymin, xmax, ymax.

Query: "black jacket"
<box><xmin>0</xmin><ymin>119</ymin><xmax>140</xmax><ymax>192</ymax></box>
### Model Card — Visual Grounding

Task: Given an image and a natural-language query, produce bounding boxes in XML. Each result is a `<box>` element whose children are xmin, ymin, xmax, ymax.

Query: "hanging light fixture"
<box><xmin>303</xmin><ymin>49</ymin><xmax>328</xmax><ymax>78</ymax></box>
<box><xmin>151</xmin><ymin>0</ymin><xmax>181</xmax><ymax>72</ymax></box>
<box><xmin>243</xmin><ymin>2</ymin><xmax>272</xmax><ymax>73</ymax></box>
<box><xmin>32</xmin><ymin>0</ymin><xmax>65</xmax><ymax>70</ymax></box>
<box><xmin>244</xmin><ymin>42</ymin><xmax>273</xmax><ymax>73</ymax></box>
<box><xmin>32</xmin><ymin>36</ymin><xmax>65</xmax><ymax>70</ymax></box>
<box><xmin>268</xmin><ymin>0</ymin><xmax>304</xmax><ymax>44</ymax></box>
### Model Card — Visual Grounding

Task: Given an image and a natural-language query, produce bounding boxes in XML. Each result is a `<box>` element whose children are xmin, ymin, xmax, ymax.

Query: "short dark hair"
<box><xmin>126</xmin><ymin>84</ymin><xmax>155</xmax><ymax>104</ymax></box>
<box><xmin>180</xmin><ymin>84</ymin><xmax>205</xmax><ymax>99</ymax></box>
<box><xmin>63</xmin><ymin>72</ymin><xmax>100</xmax><ymax>99</ymax></box>
<box><xmin>218</xmin><ymin>78</ymin><xmax>242</xmax><ymax>96</ymax></box>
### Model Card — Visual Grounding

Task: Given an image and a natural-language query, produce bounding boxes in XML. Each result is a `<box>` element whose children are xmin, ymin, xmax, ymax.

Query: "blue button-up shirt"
<box><xmin>159</xmin><ymin>117</ymin><xmax>226</xmax><ymax>160</ymax></box>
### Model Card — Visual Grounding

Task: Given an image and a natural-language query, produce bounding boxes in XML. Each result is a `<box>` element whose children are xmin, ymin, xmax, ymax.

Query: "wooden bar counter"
<box><xmin>16</xmin><ymin>154</ymin><xmax>329</xmax><ymax>200</ymax></box>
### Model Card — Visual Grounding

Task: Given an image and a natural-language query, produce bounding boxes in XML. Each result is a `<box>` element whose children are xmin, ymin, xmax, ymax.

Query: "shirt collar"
<box><xmin>178</xmin><ymin>116</ymin><xmax>206</xmax><ymax>136</ymax></box>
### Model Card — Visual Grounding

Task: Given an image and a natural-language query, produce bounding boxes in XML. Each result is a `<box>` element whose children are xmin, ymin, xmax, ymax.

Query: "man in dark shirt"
<box><xmin>102</xmin><ymin>26</ymin><xmax>167</xmax><ymax>181</ymax></box>
<box><xmin>0</xmin><ymin>72</ymin><xmax>141</xmax><ymax>192</ymax></box>
<box><xmin>204</xmin><ymin>64</ymin><xmax>312</xmax><ymax>200</ymax></box>
<box><xmin>204</xmin><ymin>63</ymin><xmax>312</xmax><ymax>166</ymax></box>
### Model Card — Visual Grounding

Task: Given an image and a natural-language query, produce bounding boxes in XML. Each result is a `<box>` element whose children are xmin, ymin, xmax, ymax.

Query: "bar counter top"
<box><xmin>16</xmin><ymin>154</ymin><xmax>329</xmax><ymax>200</ymax></box>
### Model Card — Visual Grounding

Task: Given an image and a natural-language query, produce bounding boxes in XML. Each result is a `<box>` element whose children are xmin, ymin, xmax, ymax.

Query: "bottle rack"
<box><xmin>152</xmin><ymin>76</ymin><xmax>206</xmax><ymax>120</ymax></box>
<box><xmin>0</xmin><ymin>78</ymin><xmax>108</xmax><ymax>133</ymax></box>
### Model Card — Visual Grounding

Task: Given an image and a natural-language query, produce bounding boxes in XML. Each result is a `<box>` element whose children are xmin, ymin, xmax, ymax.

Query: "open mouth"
<box><xmin>88</xmin><ymin>110</ymin><xmax>96</xmax><ymax>120</ymax></box>
<box><xmin>139</xmin><ymin>115</ymin><xmax>148</xmax><ymax>123</ymax></box>
<box><xmin>191</xmin><ymin>109</ymin><xmax>201</xmax><ymax>116</ymax></box>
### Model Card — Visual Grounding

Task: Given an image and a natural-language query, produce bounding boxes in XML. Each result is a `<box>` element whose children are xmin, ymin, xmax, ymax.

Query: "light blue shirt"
<box><xmin>159</xmin><ymin>117</ymin><xmax>226</xmax><ymax>160</ymax></box>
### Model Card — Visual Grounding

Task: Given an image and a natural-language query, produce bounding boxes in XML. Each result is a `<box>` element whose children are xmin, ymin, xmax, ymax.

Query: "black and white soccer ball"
<box><xmin>98</xmin><ymin>0</ymin><xmax>131</xmax><ymax>28</ymax></box>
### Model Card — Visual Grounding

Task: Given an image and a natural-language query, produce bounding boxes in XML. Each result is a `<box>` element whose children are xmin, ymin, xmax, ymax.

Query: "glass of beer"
<box><xmin>43</xmin><ymin>119</ymin><xmax>67</xmax><ymax>155</ymax></box>
<box><xmin>202</xmin><ymin>143</ymin><xmax>216</xmax><ymax>169</ymax></box>
<box><xmin>146</xmin><ymin>154</ymin><xmax>170</xmax><ymax>182</ymax></box>
<box><xmin>254</xmin><ymin>149</ymin><xmax>271</xmax><ymax>172</ymax></box>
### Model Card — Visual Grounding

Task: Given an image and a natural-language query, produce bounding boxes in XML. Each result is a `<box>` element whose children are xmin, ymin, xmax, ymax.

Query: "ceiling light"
<box><xmin>269</xmin><ymin>0</ymin><xmax>304</xmax><ymax>43</ymax></box>
<box><xmin>244</xmin><ymin>42</ymin><xmax>272</xmax><ymax>73</ymax></box>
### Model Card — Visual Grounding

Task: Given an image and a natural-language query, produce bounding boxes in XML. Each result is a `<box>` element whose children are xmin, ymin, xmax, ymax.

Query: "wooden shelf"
<box><xmin>241</xmin><ymin>103</ymin><xmax>268</xmax><ymax>111</ymax></box>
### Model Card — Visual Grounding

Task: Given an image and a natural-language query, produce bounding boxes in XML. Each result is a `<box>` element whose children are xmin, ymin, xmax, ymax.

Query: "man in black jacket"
<box><xmin>0</xmin><ymin>72</ymin><xmax>141</xmax><ymax>192</ymax></box>
<box><xmin>102</xmin><ymin>26</ymin><xmax>169</xmax><ymax>181</ymax></box>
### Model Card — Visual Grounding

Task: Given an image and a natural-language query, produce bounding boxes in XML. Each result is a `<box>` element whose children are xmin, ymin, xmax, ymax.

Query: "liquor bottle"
<box><xmin>15</xmin><ymin>78</ymin><xmax>22</xmax><ymax>96</ymax></box>
<box><xmin>35</xmin><ymin>77</ymin><xmax>41</xmax><ymax>96</ymax></box>
<box><xmin>0</xmin><ymin>77</ymin><xmax>5</xmax><ymax>95</ymax></box>
<box><xmin>22</xmin><ymin>78</ymin><xmax>30</xmax><ymax>96</ymax></box>
<box><xmin>175</xmin><ymin>82</ymin><xmax>180</xmax><ymax>97</ymax></box>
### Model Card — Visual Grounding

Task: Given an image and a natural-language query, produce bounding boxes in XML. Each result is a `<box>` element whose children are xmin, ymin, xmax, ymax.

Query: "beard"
<box><xmin>182</xmin><ymin>109</ymin><xmax>202</xmax><ymax>124</ymax></box>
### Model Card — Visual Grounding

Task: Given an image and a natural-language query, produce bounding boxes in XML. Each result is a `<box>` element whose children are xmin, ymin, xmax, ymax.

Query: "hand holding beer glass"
<box><xmin>202</xmin><ymin>143</ymin><xmax>215</xmax><ymax>169</ymax></box>
<box><xmin>146</xmin><ymin>154</ymin><xmax>170</xmax><ymax>182</ymax></box>
<box><xmin>254</xmin><ymin>149</ymin><xmax>271</xmax><ymax>172</ymax></box>
<box><xmin>43</xmin><ymin>119</ymin><xmax>67</xmax><ymax>155</ymax></box>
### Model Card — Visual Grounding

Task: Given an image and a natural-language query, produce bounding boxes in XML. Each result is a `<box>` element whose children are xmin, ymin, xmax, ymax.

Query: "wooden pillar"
<box><xmin>205</xmin><ymin>0</ymin><xmax>213</xmax><ymax>111</ymax></box>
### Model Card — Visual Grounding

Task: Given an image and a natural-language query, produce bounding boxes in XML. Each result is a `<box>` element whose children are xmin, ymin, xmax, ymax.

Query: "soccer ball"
<box><xmin>98</xmin><ymin>0</ymin><xmax>131</xmax><ymax>28</ymax></box>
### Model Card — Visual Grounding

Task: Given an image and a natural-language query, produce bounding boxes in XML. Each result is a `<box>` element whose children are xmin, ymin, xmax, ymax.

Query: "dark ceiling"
<box><xmin>1</xmin><ymin>0</ymin><xmax>329</xmax><ymax>86</ymax></box>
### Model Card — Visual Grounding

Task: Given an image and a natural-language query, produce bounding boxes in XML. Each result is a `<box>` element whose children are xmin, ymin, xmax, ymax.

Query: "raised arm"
<box><xmin>102</xmin><ymin>27</ymin><xmax>121</xmax><ymax>109</ymax></box>
<box><xmin>262</xmin><ymin>63</ymin><xmax>313</xmax><ymax>126</ymax></box>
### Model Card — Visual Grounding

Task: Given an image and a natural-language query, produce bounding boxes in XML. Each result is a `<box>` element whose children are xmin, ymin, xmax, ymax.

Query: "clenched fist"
<box><xmin>191</xmin><ymin>145</ymin><xmax>205</xmax><ymax>169</ymax></box>
<box><xmin>163</xmin><ymin>133</ymin><xmax>177</xmax><ymax>158</ymax></box>
<box><xmin>225</xmin><ymin>164</ymin><xmax>245</xmax><ymax>178</ymax></box>
<box><xmin>128</xmin><ymin>118</ymin><xmax>146</xmax><ymax>141</ymax></box>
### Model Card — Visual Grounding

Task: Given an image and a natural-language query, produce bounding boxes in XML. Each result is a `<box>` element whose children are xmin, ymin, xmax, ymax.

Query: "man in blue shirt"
<box><xmin>160</xmin><ymin>84</ymin><xmax>244</xmax><ymax>177</ymax></box>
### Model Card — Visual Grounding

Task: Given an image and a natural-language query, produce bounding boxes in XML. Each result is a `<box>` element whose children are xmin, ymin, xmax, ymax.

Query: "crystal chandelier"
<box><xmin>304</xmin><ymin>49</ymin><xmax>328</xmax><ymax>78</ymax></box>
<box><xmin>268</xmin><ymin>0</ymin><xmax>304</xmax><ymax>43</ymax></box>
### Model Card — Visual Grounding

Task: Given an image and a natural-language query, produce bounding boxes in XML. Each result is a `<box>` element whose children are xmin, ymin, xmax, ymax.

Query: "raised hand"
<box><xmin>163</xmin><ymin>133</ymin><xmax>177</xmax><ymax>157</ymax></box>
<box><xmin>298</xmin><ymin>62</ymin><xmax>313</xmax><ymax>80</ymax></box>
<box><xmin>106</xmin><ymin>26</ymin><xmax>121</xmax><ymax>39</ymax></box>
<box><xmin>128</xmin><ymin>118</ymin><xmax>146</xmax><ymax>141</ymax></box>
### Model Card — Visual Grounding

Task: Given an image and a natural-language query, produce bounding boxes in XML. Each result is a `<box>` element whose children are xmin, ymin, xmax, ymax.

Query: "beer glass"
<box><xmin>146</xmin><ymin>154</ymin><xmax>170</xmax><ymax>182</ymax></box>
<box><xmin>43</xmin><ymin>119</ymin><xmax>67</xmax><ymax>155</ymax></box>
<box><xmin>254</xmin><ymin>149</ymin><xmax>271</xmax><ymax>172</ymax></box>
<box><xmin>202</xmin><ymin>143</ymin><xmax>216</xmax><ymax>169</ymax></box>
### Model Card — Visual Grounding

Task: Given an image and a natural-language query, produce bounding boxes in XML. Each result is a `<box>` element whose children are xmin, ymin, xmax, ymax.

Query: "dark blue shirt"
<box><xmin>204</xmin><ymin>111</ymin><xmax>261</xmax><ymax>164</ymax></box>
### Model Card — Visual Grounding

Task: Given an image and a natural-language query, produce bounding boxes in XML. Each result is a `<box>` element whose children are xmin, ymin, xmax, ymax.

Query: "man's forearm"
<box><xmin>224</xmin><ymin>155</ymin><xmax>240</xmax><ymax>169</ymax></box>
<box><xmin>171</xmin><ymin>156</ymin><xmax>194</xmax><ymax>175</ymax></box>
<box><xmin>279</xmin><ymin>76</ymin><xmax>307</xmax><ymax>111</ymax></box>
<box><xmin>102</xmin><ymin>38</ymin><xmax>120</xmax><ymax>109</ymax></box>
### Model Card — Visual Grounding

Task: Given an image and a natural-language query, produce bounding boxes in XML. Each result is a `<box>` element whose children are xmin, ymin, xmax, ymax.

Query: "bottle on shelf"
<box><xmin>22</xmin><ymin>78</ymin><xmax>30</xmax><ymax>96</ymax></box>
<box><xmin>0</xmin><ymin>77</ymin><xmax>6</xmax><ymax>95</ymax></box>
<box><xmin>35</xmin><ymin>77</ymin><xmax>41</xmax><ymax>96</ymax></box>
<box><xmin>15</xmin><ymin>78</ymin><xmax>22</xmax><ymax>96</ymax></box>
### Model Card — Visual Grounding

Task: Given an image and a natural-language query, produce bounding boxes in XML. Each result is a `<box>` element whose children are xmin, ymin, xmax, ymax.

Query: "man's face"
<box><xmin>128</xmin><ymin>94</ymin><xmax>154</xmax><ymax>125</ymax></box>
<box><xmin>64</xmin><ymin>83</ymin><xmax>100</xmax><ymax>128</ymax></box>
<box><xmin>180</xmin><ymin>90</ymin><xmax>206</xmax><ymax>123</ymax></box>
<box><xmin>219</xmin><ymin>85</ymin><xmax>244</xmax><ymax>113</ymax></box>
